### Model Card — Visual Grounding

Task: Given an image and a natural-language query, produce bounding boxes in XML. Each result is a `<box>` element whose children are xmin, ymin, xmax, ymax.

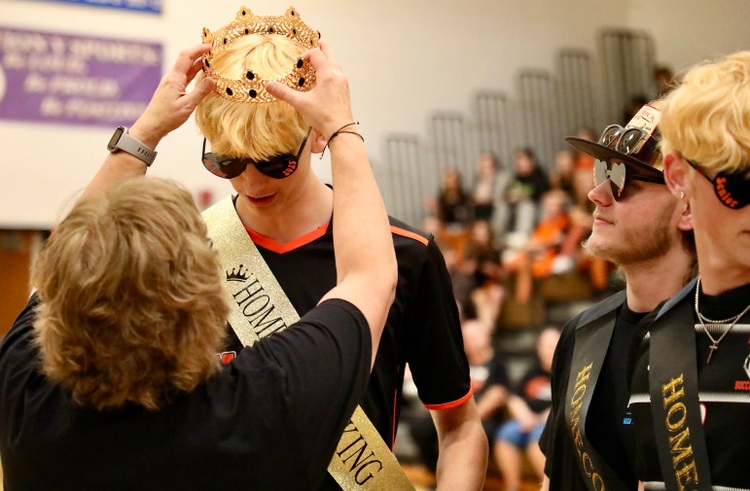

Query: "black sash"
<box><xmin>648</xmin><ymin>279</ymin><xmax>712</xmax><ymax>491</ymax></box>
<box><xmin>565</xmin><ymin>290</ymin><xmax>631</xmax><ymax>491</ymax></box>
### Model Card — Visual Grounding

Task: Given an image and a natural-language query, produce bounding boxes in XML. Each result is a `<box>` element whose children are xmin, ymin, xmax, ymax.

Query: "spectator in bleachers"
<box><xmin>410</xmin><ymin>317</ymin><xmax>510</xmax><ymax>477</ymax></box>
<box><xmin>436</xmin><ymin>167</ymin><xmax>473</xmax><ymax>259</ymax></box>
<box><xmin>548</xmin><ymin>164</ymin><xmax>615</xmax><ymax>291</ymax></box>
<box><xmin>504</xmin><ymin>147</ymin><xmax>550</xmax><ymax>235</ymax></box>
<box><xmin>464</xmin><ymin>220</ymin><xmax>506</xmax><ymax>330</ymax></box>
<box><xmin>653</xmin><ymin>65</ymin><xmax>676</xmax><ymax>96</ymax></box>
<box><xmin>622</xmin><ymin>94</ymin><xmax>649</xmax><ymax>126</ymax></box>
<box><xmin>563</xmin><ymin>135</ymin><xmax>614</xmax><ymax>292</ymax></box>
<box><xmin>494</xmin><ymin>326</ymin><xmax>560</xmax><ymax>491</ymax></box>
<box><xmin>550</xmin><ymin>149</ymin><xmax>576</xmax><ymax>196</ymax></box>
<box><xmin>503</xmin><ymin>190</ymin><xmax>572</xmax><ymax>303</ymax></box>
<box><xmin>471</xmin><ymin>151</ymin><xmax>511</xmax><ymax>238</ymax></box>
<box><xmin>437</xmin><ymin>167</ymin><xmax>473</xmax><ymax>231</ymax></box>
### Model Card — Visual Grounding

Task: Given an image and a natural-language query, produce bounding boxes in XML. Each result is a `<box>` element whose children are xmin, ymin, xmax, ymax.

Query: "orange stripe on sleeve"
<box><xmin>390</xmin><ymin>226</ymin><xmax>429</xmax><ymax>246</ymax></box>
<box><xmin>423</xmin><ymin>388</ymin><xmax>474</xmax><ymax>411</ymax></box>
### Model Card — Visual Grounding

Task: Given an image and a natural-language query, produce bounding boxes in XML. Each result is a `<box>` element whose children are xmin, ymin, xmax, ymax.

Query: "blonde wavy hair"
<box><xmin>32</xmin><ymin>178</ymin><xmax>229</xmax><ymax>411</ymax></box>
<box><xmin>660</xmin><ymin>51</ymin><xmax>750</xmax><ymax>176</ymax></box>
<box><xmin>195</xmin><ymin>34</ymin><xmax>308</xmax><ymax>160</ymax></box>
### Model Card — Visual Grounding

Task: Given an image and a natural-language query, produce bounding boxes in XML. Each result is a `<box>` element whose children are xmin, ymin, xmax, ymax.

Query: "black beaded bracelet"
<box><xmin>320</xmin><ymin>121</ymin><xmax>364</xmax><ymax>158</ymax></box>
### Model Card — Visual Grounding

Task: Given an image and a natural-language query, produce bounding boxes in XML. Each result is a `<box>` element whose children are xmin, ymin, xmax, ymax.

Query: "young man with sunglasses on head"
<box><xmin>628</xmin><ymin>51</ymin><xmax>750</xmax><ymax>491</ymax></box>
<box><xmin>539</xmin><ymin>101</ymin><xmax>696</xmax><ymax>491</ymax></box>
<box><xmin>86</xmin><ymin>7</ymin><xmax>487</xmax><ymax>490</ymax></box>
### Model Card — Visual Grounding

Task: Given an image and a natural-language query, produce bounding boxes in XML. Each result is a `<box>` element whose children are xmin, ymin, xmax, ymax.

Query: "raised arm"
<box><xmin>267</xmin><ymin>42</ymin><xmax>397</xmax><ymax>367</ymax></box>
<box><xmin>85</xmin><ymin>44</ymin><xmax>215</xmax><ymax>197</ymax></box>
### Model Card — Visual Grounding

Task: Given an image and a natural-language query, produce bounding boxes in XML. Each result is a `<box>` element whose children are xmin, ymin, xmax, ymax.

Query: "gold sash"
<box><xmin>203</xmin><ymin>196</ymin><xmax>415</xmax><ymax>490</ymax></box>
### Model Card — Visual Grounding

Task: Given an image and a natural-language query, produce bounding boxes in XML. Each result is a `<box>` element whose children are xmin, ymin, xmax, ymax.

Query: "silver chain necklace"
<box><xmin>694</xmin><ymin>276</ymin><xmax>750</xmax><ymax>364</ymax></box>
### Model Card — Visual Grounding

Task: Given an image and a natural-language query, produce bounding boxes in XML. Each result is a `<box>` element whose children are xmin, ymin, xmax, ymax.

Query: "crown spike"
<box><xmin>201</xmin><ymin>5</ymin><xmax>320</xmax><ymax>104</ymax></box>
<box><xmin>226</xmin><ymin>264</ymin><xmax>250</xmax><ymax>282</ymax></box>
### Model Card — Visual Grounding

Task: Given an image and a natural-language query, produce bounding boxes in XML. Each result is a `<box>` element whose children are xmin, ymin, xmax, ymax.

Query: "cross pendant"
<box><xmin>707</xmin><ymin>343</ymin><xmax>719</xmax><ymax>364</ymax></box>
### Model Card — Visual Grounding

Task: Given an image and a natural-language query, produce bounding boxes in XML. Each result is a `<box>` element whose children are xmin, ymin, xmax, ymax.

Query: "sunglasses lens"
<box><xmin>609</xmin><ymin>181</ymin><xmax>624</xmax><ymax>199</ymax></box>
<box><xmin>255</xmin><ymin>156</ymin><xmax>298</xmax><ymax>179</ymax></box>
<box><xmin>593</xmin><ymin>160</ymin><xmax>608</xmax><ymax>187</ymax></box>
<box><xmin>617</xmin><ymin>129</ymin><xmax>644</xmax><ymax>155</ymax></box>
<box><xmin>593</xmin><ymin>160</ymin><xmax>628</xmax><ymax>200</ymax></box>
<box><xmin>202</xmin><ymin>154</ymin><xmax>248</xmax><ymax>179</ymax></box>
<box><xmin>598</xmin><ymin>125</ymin><xmax>622</xmax><ymax>147</ymax></box>
<box><xmin>714</xmin><ymin>172</ymin><xmax>750</xmax><ymax>209</ymax></box>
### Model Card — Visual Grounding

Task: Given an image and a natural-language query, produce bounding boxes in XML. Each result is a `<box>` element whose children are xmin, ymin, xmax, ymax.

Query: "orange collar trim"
<box><xmin>245</xmin><ymin>221</ymin><xmax>330</xmax><ymax>254</ymax></box>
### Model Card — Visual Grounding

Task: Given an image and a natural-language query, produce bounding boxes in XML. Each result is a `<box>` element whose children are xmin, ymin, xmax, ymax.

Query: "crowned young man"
<box><xmin>91</xmin><ymin>6</ymin><xmax>487</xmax><ymax>490</ymax></box>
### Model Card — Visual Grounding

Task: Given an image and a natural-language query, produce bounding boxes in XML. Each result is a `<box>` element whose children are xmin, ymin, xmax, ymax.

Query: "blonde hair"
<box><xmin>660</xmin><ymin>51</ymin><xmax>750</xmax><ymax>176</ymax></box>
<box><xmin>32</xmin><ymin>178</ymin><xmax>229</xmax><ymax>411</ymax></box>
<box><xmin>195</xmin><ymin>34</ymin><xmax>308</xmax><ymax>160</ymax></box>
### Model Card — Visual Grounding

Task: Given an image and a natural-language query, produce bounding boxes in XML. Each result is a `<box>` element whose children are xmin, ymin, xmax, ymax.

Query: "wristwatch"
<box><xmin>107</xmin><ymin>126</ymin><xmax>157</xmax><ymax>167</ymax></box>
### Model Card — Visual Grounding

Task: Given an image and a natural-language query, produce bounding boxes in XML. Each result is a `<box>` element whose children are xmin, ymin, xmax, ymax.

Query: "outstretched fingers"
<box><xmin>132</xmin><ymin>44</ymin><xmax>215</xmax><ymax>140</ymax></box>
<box><xmin>266</xmin><ymin>41</ymin><xmax>353</xmax><ymax>138</ymax></box>
<box><xmin>299</xmin><ymin>45</ymin><xmax>339</xmax><ymax>78</ymax></box>
<box><xmin>318</xmin><ymin>41</ymin><xmax>342</xmax><ymax>71</ymax></box>
<box><xmin>186</xmin><ymin>56</ymin><xmax>207</xmax><ymax>84</ymax></box>
<box><xmin>173</xmin><ymin>44</ymin><xmax>212</xmax><ymax>76</ymax></box>
<box><xmin>182</xmin><ymin>76</ymin><xmax>215</xmax><ymax>112</ymax></box>
<box><xmin>171</xmin><ymin>45</ymin><xmax>215</xmax><ymax>112</ymax></box>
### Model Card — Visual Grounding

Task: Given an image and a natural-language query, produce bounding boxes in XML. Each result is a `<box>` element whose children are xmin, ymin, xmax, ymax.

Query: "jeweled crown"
<box><xmin>201</xmin><ymin>6</ymin><xmax>321</xmax><ymax>104</ymax></box>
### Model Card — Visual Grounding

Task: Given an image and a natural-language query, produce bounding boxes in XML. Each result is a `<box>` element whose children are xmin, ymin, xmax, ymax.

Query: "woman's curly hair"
<box><xmin>32</xmin><ymin>178</ymin><xmax>229</xmax><ymax>411</ymax></box>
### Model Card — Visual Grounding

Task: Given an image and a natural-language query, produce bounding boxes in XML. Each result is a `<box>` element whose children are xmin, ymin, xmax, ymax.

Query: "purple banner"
<box><xmin>35</xmin><ymin>0</ymin><xmax>162</xmax><ymax>14</ymax></box>
<box><xmin>0</xmin><ymin>26</ymin><xmax>162</xmax><ymax>127</ymax></box>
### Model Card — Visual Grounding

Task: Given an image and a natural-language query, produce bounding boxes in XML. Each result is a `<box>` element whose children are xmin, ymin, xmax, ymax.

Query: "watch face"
<box><xmin>107</xmin><ymin>126</ymin><xmax>126</xmax><ymax>151</ymax></box>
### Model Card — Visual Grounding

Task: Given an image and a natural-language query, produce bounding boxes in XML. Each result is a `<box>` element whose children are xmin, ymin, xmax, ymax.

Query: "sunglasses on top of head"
<box><xmin>598</xmin><ymin>124</ymin><xmax>657</xmax><ymax>157</ymax></box>
<box><xmin>592</xmin><ymin>124</ymin><xmax>665</xmax><ymax>200</ymax></box>
<box><xmin>685</xmin><ymin>158</ymin><xmax>750</xmax><ymax>209</ymax></box>
<box><xmin>201</xmin><ymin>131</ymin><xmax>310</xmax><ymax>180</ymax></box>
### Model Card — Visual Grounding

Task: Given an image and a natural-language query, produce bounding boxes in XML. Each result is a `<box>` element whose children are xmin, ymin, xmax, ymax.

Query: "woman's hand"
<box><xmin>266</xmin><ymin>41</ymin><xmax>354</xmax><ymax>139</ymax></box>
<box><xmin>130</xmin><ymin>44</ymin><xmax>215</xmax><ymax>148</ymax></box>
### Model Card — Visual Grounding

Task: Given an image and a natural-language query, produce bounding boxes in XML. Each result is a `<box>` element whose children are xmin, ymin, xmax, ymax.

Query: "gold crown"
<box><xmin>201</xmin><ymin>6</ymin><xmax>321</xmax><ymax>104</ymax></box>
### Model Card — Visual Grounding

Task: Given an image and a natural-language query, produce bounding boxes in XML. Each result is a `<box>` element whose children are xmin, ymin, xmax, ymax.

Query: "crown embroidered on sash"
<box><xmin>226</xmin><ymin>264</ymin><xmax>249</xmax><ymax>282</ymax></box>
<box><xmin>201</xmin><ymin>6</ymin><xmax>321</xmax><ymax>104</ymax></box>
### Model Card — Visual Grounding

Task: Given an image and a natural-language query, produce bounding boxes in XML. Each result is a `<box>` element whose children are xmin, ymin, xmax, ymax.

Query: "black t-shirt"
<box><xmin>585</xmin><ymin>303</ymin><xmax>643</xmax><ymax>489</ymax></box>
<box><xmin>473</xmin><ymin>354</ymin><xmax>510</xmax><ymax>427</ymax></box>
<box><xmin>542</xmin><ymin>291</ymin><xmax>641</xmax><ymax>491</ymax></box>
<box><xmin>515</xmin><ymin>363</ymin><xmax>552</xmax><ymax>414</ymax></box>
<box><xmin>225</xmin><ymin>214</ymin><xmax>470</xmax><ymax>491</ymax></box>
<box><xmin>0</xmin><ymin>294</ymin><xmax>371</xmax><ymax>491</ymax></box>
<box><xmin>508</xmin><ymin>167</ymin><xmax>550</xmax><ymax>202</ymax></box>
<box><xmin>482</xmin><ymin>356</ymin><xmax>510</xmax><ymax>395</ymax></box>
<box><xmin>630</xmin><ymin>281</ymin><xmax>750</xmax><ymax>489</ymax></box>
<box><xmin>225</xmin><ymin>215</ymin><xmax>472</xmax><ymax>440</ymax></box>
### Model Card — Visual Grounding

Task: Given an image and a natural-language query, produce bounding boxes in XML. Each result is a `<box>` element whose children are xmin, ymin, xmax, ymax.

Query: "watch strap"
<box><xmin>110</xmin><ymin>127</ymin><xmax>157</xmax><ymax>167</ymax></box>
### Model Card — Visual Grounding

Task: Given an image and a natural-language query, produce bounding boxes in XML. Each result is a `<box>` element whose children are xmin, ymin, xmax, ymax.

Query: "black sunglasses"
<box><xmin>685</xmin><ymin>158</ymin><xmax>750</xmax><ymax>209</ymax></box>
<box><xmin>599</xmin><ymin>124</ymin><xmax>646</xmax><ymax>152</ymax></box>
<box><xmin>594</xmin><ymin>159</ymin><xmax>665</xmax><ymax>200</ymax></box>
<box><xmin>201</xmin><ymin>132</ymin><xmax>309</xmax><ymax>180</ymax></box>
<box><xmin>598</xmin><ymin>124</ymin><xmax>662</xmax><ymax>168</ymax></box>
